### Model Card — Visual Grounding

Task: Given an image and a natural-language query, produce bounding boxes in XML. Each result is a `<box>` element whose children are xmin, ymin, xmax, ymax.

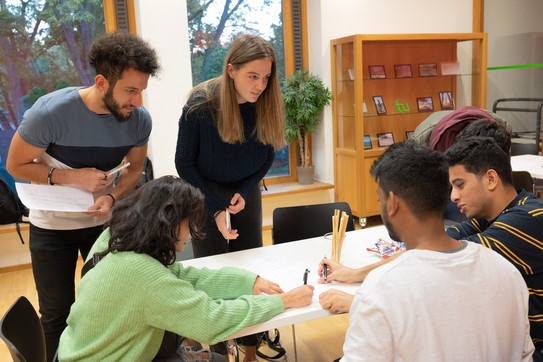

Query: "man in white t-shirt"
<box><xmin>338</xmin><ymin>141</ymin><xmax>534</xmax><ymax>362</ymax></box>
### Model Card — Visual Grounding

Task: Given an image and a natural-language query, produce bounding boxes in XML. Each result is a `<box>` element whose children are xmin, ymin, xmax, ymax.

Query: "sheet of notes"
<box><xmin>16</xmin><ymin>183</ymin><xmax>95</xmax><ymax>212</ymax></box>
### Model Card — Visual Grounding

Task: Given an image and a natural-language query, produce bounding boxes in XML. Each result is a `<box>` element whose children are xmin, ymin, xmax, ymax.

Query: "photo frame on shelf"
<box><xmin>441</xmin><ymin>61</ymin><xmax>460</xmax><ymax>75</ymax></box>
<box><xmin>405</xmin><ymin>131</ymin><xmax>414</xmax><ymax>139</ymax></box>
<box><xmin>373</xmin><ymin>96</ymin><xmax>387</xmax><ymax>115</ymax></box>
<box><xmin>377</xmin><ymin>132</ymin><xmax>394</xmax><ymax>147</ymax></box>
<box><xmin>369</xmin><ymin>65</ymin><xmax>386</xmax><ymax>79</ymax></box>
<box><xmin>418</xmin><ymin>63</ymin><xmax>438</xmax><ymax>77</ymax></box>
<box><xmin>363</xmin><ymin>135</ymin><xmax>372</xmax><ymax>150</ymax></box>
<box><xmin>394</xmin><ymin>64</ymin><xmax>413</xmax><ymax>78</ymax></box>
<box><xmin>439</xmin><ymin>91</ymin><xmax>455</xmax><ymax>110</ymax></box>
<box><xmin>417</xmin><ymin>97</ymin><xmax>434</xmax><ymax>112</ymax></box>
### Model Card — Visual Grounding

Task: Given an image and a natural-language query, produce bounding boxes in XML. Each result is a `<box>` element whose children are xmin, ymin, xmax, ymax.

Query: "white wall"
<box><xmin>307</xmin><ymin>0</ymin><xmax>473</xmax><ymax>183</ymax></box>
<box><xmin>134</xmin><ymin>0</ymin><xmax>193</xmax><ymax>178</ymax></box>
<box><xmin>133</xmin><ymin>0</ymin><xmax>473</xmax><ymax>184</ymax></box>
<box><xmin>485</xmin><ymin>0</ymin><xmax>543</xmax><ymax>133</ymax></box>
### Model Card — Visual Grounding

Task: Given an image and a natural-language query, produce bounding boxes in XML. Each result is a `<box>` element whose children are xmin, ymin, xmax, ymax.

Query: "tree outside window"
<box><xmin>0</xmin><ymin>0</ymin><xmax>105</xmax><ymax>190</ymax></box>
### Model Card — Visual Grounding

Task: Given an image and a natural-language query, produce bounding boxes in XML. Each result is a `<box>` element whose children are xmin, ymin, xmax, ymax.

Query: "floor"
<box><xmin>0</xmin><ymin>215</ymin><xmax>383</xmax><ymax>362</ymax></box>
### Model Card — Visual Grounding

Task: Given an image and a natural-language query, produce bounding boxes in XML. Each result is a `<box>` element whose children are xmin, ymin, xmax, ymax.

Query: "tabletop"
<box><xmin>511</xmin><ymin>154</ymin><xmax>543</xmax><ymax>179</ymax></box>
<box><xmin>181</xmin><ymin>225</ymin><xmax>392</xmax><ymax>340</ymax></box>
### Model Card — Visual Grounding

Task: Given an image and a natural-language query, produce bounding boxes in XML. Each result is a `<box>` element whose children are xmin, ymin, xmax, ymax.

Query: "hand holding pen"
<box><xmin>215</xmin><ymin>210</ymin><xmax>238</xmax><ymax>241</ymax></box>
<box><xmin>318</xmin><ymin>258</ymin><xmax>357</xmax><ymax>284</ymax></box>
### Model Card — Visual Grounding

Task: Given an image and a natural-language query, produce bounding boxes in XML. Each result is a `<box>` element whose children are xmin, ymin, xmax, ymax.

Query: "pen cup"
<box><xmin>324</xmin><ymin>232</ymin><xmax>346</xmax><ymax>263</ymax></box>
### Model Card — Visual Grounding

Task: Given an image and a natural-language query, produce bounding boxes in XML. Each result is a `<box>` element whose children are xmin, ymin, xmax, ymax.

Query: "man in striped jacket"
<box><xmin>445</xmin><ymin>136</ymin><xmax>543</xmax><ymax>359</ymax></box>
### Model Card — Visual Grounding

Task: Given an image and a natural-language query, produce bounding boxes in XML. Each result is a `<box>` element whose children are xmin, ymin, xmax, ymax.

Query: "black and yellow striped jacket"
<box><xmin>447</xmin><ymin>189</ymin><xmax>543</xmax><ymax>350</ymax></box>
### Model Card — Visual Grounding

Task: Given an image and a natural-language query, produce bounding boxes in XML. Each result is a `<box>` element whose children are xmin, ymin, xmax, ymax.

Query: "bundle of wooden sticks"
<box><xmin>331</xmin><ymin>209</ymin><xmax>348</xmax><ymax>262</ymax></box>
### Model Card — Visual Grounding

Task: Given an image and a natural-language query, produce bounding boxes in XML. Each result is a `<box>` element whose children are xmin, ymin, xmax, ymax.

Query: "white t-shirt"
<box><xmin>342</xmin><ymin>241</ymin><xmax>534</xmax><ymax>362</ymax></box>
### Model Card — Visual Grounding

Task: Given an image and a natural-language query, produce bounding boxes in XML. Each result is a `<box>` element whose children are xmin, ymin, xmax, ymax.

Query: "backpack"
<box><xmin>0</xmin><ymin>175</ymin><xmax>28</xmax><ymax>244</ymax></box>
<box><xmin>136</xmin><ymin>157</ymin><xmax>154</xmax><ymax>188</ymax></box>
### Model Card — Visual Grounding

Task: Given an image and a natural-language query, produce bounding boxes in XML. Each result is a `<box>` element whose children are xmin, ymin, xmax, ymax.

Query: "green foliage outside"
<box><xmin>186</xmin><ymin>0</ymin><xmax>285</xmax><ymax>86</ymax></box>
<box><xmin>282</xmin><ymin>69</ymin><xmax>333</xmax><ymax>168</ymax></box>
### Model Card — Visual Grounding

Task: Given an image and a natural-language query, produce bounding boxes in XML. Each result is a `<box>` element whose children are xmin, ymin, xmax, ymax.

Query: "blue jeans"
<box><xmin>29</xmin><ymin>224</ymin><xmax>103</xmax><ymax>362</ymax></box>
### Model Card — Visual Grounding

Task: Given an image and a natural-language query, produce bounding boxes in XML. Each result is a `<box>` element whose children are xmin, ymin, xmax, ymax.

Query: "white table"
<box><xmin>511</xmin><ymin>154</ymin><xmax>543</xmax><ymax>179</ymax></box>
<box><xmin>182</xmin><ymin>225</ymin><xmax>390</xmax><ymax>340</ymax></box>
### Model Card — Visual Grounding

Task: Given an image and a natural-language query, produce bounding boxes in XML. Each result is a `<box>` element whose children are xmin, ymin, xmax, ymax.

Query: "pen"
<box><xmin>303</xmin><ymin>269</ymin><xmax>309</xmax><ymax>285</ymax></box>
<box><xmin>225</xmin><ymin>210</ymin><xmax>230</xmax><ymax>244</ymax></box>
<box><xmin>226</xmin><ymin>210</ymin><xmax>230</xmax><ymax>232</ymax></box>
<box><xmin>323</xmin><ymin>262</ymin><xmax>328</xmax><ymax>282</ymax></box>
<box><xmin>108</xmin><ymin>162</ymin><xmax>131</xmax><ymax>176</ymax></box>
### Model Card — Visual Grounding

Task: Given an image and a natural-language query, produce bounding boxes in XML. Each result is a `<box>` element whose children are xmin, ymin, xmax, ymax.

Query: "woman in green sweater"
<box><xmin>58</xmin><ymin>176</ymin><xmax>313</xmax><ymax>361</ymax></box>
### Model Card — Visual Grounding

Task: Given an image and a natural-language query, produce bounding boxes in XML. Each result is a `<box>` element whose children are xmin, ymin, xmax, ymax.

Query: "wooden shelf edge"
<box><xmin>262</xmin><ymin>181</ymin><xmax>334</xmax><ymax>198</ymax></box>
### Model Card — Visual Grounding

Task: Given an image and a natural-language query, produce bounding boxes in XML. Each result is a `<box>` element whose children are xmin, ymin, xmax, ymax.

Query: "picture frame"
<box><xmin>363</xmin><ymin>135</ymin><xmax>372</xmax><ymax>150</ymax></box>
<box><xmin>418</xmin><ymin>63</ymin><xmax>438</xmax><ymax>77</ymax></box>
<box><xmin>394</xmin><ymin>64</ymin><xmax>413</xmax><ymax>78</ymax></box>
<box><xmin>405</xmin><ymin>131</ymin><xmax>414</xmax><ymax>140</ymax></box>
<box><xmin>377</xmin><ymin>132</ymin><xmax>395</xmax><ymax>147</ymax></box>
<box><xmin>439</xmin><ymin>91</ymin><xmax>455</xmax><ymax>110</ymax></box>
<box><xmin>373</xmin><ymin>96</ymin><xmax>387</xmax><ymax>115</ymax></box>
<box><xmin>416</xmin><ymin>97</ymin><xmax>434</xmax><ymax>112</ymax></box>
<box><xmin>368</xmin><ymin>65</ymin><xmax>386</xmax><ymax>79</ymax></box>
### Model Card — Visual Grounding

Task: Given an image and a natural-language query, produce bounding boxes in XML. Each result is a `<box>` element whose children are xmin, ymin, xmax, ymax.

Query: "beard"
<box><xmin>103</xmin><ymin>87</ymin><xmax>132</xmax><ymax>122</ymax></box>
<box><xmin>382</xmin><ymin>213</ymin><xmax>401</xmax><ymax>242</ymax></box>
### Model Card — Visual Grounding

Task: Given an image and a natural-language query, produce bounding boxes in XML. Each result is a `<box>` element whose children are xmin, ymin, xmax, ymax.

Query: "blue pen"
<box><xmin>226</xmin><ymin>210</ymin><xmax>230</xmax><ymax>232</ymax></box>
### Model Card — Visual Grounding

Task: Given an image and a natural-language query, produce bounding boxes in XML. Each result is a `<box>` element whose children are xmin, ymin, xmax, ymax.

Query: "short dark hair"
<box><xmin>455</xmin><ymin>118</ymin><xmax>512</xmax><ymax>155</ymax></box>
<box><xmin>89</xmin><ymin>31</ymin><xmax>160</xmax><ymax>85</ymax></box>
<box><xmin>101</xmin><ymin>176</ymin><xmax>205</xmax><ymax>266</ymax></box>
<box><xmin>444</xmin><ymin>137</ymin><xmax>513</xmax><ymax>186</ymax></box>
<box><xmin>370</xmin><ymin>140</ymin><xmax>449</xmax><ymax>219</ymax></box>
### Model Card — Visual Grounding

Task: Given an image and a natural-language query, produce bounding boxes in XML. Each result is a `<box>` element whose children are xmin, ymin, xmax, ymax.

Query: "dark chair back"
<box><xmin>512</xmin><ymin>171</ymin><xmax>535</xmax><ymax>194</ymax></box>
<box><xmin>511</xmin><ymin>142</ymin><xmax>539</xmax><ymax>156</ymax></box>
<box><xmin>0</xmin><ymin>296</ymin><xmax>46</xmax><ymax>362</ymax></box>
<box><xmin>272</xmin><ymin>202</ymin><xmax>355</xmax><ymax>244</ymax></box>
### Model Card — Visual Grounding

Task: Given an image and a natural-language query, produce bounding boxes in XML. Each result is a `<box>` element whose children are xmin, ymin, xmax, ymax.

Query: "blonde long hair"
<box><xmin>187</xmin><ymin>34</ymin><xmax>286</xmax><ymax>151</ymax></box>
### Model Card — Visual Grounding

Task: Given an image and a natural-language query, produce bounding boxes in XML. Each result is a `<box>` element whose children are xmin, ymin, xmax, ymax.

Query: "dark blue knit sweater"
<box><xmin>175</xmin><ymin>99</ymin><xmax>275</xmax><ymax>216</ymax></box>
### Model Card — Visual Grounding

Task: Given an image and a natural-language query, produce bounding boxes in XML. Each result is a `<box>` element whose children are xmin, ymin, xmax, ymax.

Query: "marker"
<box><xmin>323</xmin><ymin>262</ymin><xmax>328</xmax><ymax>282</ymax></box>
<box><xmin>303</xmin><ymin>269</ymin><xmax>309</xmax><ymax>285</ymax></box>
<box><xmin>108</xmin><ymin>162</ymin><xmax>131</xmax><ymax>176</ymax></box>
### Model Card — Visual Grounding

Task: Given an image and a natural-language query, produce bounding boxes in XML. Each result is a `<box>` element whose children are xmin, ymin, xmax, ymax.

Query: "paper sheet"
<box><xmin>238</xmin><ymin>258</ymin><xmax>331</xmax><ymax>303</ymax></box>
<box><xmin>15</xmin><ymin>183</ymin><xmax>95</xmax><ymax>212</ymax></box>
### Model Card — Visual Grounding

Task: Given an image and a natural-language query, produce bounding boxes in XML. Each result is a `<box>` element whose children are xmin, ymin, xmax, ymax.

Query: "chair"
<box><xmin>0</xmin><ymin>296</ymin><xmax>46</xmax><ymax>362</ymax></box>
<box><xmin>511</xmin><ymin>142</ymin><xmax>540</xmax><ymax>156</ymax></box>
<box><xmin>512</xmin><ymin>171</ymin><xmax>535</xmax><ymax>194</ymax></box>
<box><xmin>272</xmin><ymin>202</ymin><xmax>355</xmax><ymax>244</ymax></box>
<box><xmin>270</xmin><ymin>201</ymin><xmax>354</xmax><ymax>361</ymax></box>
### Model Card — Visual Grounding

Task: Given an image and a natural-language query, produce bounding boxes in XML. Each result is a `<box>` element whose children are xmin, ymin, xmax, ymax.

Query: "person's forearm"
<box><xmin>108</xmin><ymin>167</ymin><xmax>140</xmax><ymax>199</ymax></box>
<box><xmin>353</xmin><ymin>251</ymin><xmax>405</xmax><ymax>282</ymax></box>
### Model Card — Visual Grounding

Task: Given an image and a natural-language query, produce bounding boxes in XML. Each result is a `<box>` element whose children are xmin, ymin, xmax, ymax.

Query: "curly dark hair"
<box><xmin>99</xmin><ymin>176</ymin><xmax>205</xmax><ymax>266</ymax></box>
<box><xmin>455</xmin><ymin>118</ymin><xmax>512</xmax><ymax>155</ymax></box>
<box><xmin>89</xmin><ymin>31</ymin><xmax>160</xmax><ymax>86</ymax></box>
<box><xmin>370</xmin><ymin>140</ymin><xmax>450</xmax><ymax>219</ymax></box>
<box><xmin>444</xmin><ymin>136</ymin><xmax>513</xmax><ymax>186</ymax></box>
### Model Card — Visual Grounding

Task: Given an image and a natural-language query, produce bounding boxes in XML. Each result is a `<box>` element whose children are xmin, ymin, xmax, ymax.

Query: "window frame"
<box><xmin>117</xmin><ymin>0</ymin><xmax>307</xmax><ymax>184</ymax></box>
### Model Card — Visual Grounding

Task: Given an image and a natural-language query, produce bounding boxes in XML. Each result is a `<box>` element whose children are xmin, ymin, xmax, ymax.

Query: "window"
<box><xmin>0</xmin><ymin>0</ymin><xmax>109</xmax><ymax>191</ymax></box>
<box><xmin>187</xmin><ymin>0</ymin><xmax>306</xmax><ymax>183</ymax></box>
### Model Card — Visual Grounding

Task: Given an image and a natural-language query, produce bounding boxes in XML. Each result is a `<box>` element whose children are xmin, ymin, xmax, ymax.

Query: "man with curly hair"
<box><xmin>7</xmin><ymin>31</ymin><xmax>160</xmax><ymax>361</ymax></box>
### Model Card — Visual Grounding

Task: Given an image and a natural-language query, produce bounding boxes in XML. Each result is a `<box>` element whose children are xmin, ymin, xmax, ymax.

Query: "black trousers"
<box><xmin>191</xmin><ymin>181</ymin><xmax>263</xmax><ymax>354</ymax></box>
<box><xmin>192</xmin><ymin>181</ymin><xmax>263</xmax><ymax>257</ymax></box>
<box><xmin>29</xmin><ymin>224</ymin><xmax>103</xmax><ymax>362</ymax></box>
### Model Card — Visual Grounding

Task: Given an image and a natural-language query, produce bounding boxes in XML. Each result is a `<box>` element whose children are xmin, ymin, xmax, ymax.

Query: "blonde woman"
<box><xmin>175</xmin><ymin>34</ymin><xmax>285</xmax><ymax>361</ymax></box>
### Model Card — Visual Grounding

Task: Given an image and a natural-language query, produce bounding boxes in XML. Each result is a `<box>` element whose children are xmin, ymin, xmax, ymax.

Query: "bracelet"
<box><xmin>105</xmin><ymin>193</ymin><xmax>115</xmax><ymax>206</ymax></box>
<box><xmin>213</xmin><ymin>209</ymin><xmax>224</xmax><ymax>220</ymax></box>
<box><xmin>47</xmin><ymin>167</ymin><xmax>55</xmax><ymax>185</ymax></box>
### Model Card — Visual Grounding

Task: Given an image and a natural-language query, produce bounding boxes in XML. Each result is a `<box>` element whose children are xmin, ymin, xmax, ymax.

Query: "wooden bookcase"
<box><xmin>330</xmin><ymin>33</ymin><xmax>488</xmax><ymax>223</ymax></box>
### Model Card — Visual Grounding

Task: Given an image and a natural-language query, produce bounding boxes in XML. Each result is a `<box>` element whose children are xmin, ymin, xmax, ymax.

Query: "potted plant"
<box><xmin>282</xmin><ymin>69</ymin><xmax>333</xmax><ymax>184</ymax></box>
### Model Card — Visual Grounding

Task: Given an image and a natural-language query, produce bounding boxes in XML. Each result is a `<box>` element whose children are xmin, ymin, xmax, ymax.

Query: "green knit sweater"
<box><xmin>58</xmin><ymin>229</ymin><xmax>284</xmax><ymax>361</ymax></box>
